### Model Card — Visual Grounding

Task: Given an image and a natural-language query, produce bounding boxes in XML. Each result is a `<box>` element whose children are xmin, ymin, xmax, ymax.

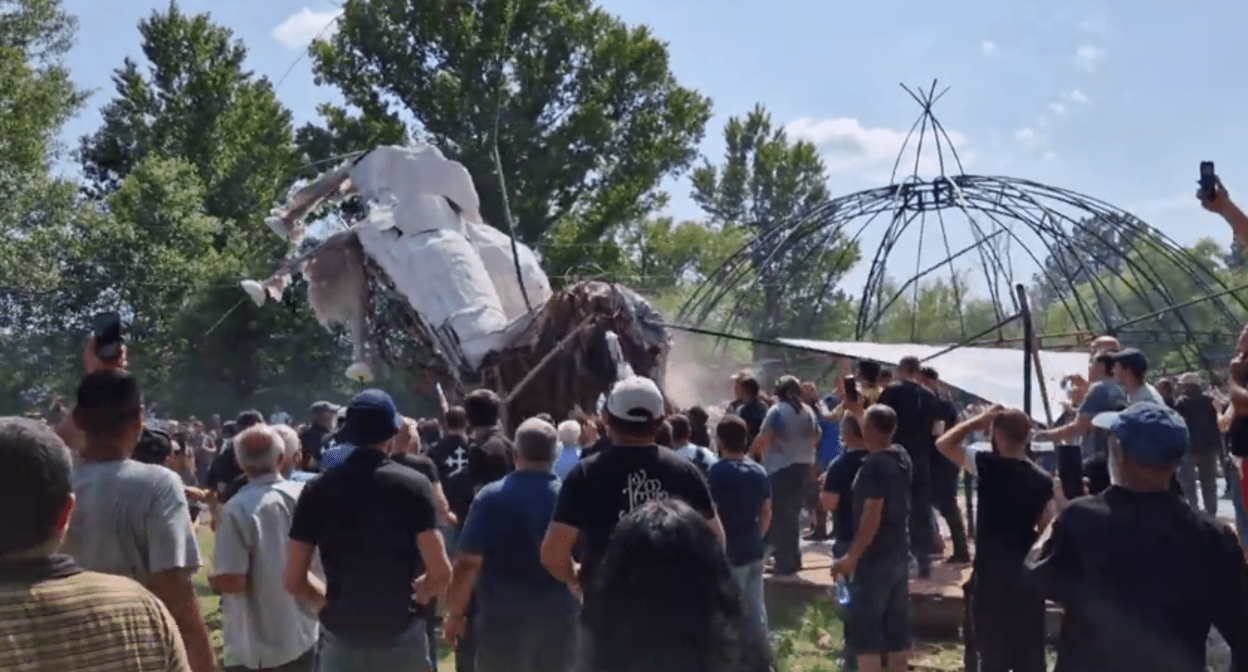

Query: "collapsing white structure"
<box><xmin>242</xmin><ymin>144</ymin><xmax>552</xmax><ymax>382</ymax></box>
<box><xmin>780</xmin><ymin>338</ymin><xmax>1089</xmax><ymax>423</ymax></box>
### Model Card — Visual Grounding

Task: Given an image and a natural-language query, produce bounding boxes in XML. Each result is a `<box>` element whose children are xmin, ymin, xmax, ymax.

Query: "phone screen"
<box><xmin>93</xmin><ymin>312</ymin><xmax>123</xmax><ymax>361</ymax></box>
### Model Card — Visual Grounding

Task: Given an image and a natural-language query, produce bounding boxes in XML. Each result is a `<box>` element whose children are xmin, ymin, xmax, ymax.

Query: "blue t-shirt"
<box><xmin>817</xmin><ymin>417</ymin><xmax>842</xmax><ymax>468</ymax></box>
<box><xmin>552</xmin><ymin>445</ymin><xmax>581</xmax><ymax>480</ymax></box>
<box><xmin>457</xmin><ymin>470</ymin><xmax>578</xmax><ymax>622</ymax></box>
<box><xmin>708</xmin><ymin>457</ymin><xmax>772</xmax><ymax>566</ymax></box>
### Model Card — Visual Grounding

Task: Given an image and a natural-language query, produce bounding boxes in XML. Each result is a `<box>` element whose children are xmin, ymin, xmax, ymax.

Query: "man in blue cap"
<box><xmin>285</xmin><ymin>389</ymin><xmax>452</xmax><ymax>672</ymax></box>
<box><xmin>1029</xmin><ymin>402</ymin><xmax>1248</xmax><ymax>672</ymax></box>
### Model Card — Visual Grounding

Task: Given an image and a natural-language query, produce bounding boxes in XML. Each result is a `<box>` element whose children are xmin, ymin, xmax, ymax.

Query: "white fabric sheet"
<box><xmin>779</xmin><ymin>339</ymin><xmax>1089</xmax><ymax>423</ymax></box>
<box><xmin>464</xmin><ymin>221</ymin><xmax>552</xmax><ymax>321</ymax></box>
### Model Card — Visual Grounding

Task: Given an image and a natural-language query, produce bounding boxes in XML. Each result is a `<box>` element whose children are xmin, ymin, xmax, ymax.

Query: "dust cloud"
<box><xmin>662</xmin><ymin>331</ymin><xmax>752</xmax><ymax>411</ymax></box>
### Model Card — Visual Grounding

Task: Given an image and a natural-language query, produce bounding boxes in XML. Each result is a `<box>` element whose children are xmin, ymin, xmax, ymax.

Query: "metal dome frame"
<box><xmin>677</xmin><ymin>81</ymin><xmax>1248</xmax><ymax>372</ymax></box>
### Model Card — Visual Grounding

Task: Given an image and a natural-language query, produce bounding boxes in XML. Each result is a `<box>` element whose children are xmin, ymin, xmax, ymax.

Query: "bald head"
<box><xmin>234</xmin><ymin>425</ymin><xmax>283</xmax><ymax>475</ymax></box>
<box><xmin>1090</xmin><ymin>335</ymin><xmax>1120</xmax><ymax>356</ymax></box>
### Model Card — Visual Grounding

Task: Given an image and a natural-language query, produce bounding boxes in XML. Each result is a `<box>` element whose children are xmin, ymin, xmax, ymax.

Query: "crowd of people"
<box><xmin>5</xmin><ymin>188</ymin><xmax>1248</xmax><ymax>671</ymax></box>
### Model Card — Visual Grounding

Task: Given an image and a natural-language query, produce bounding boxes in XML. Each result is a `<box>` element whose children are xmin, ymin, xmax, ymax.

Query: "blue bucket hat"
<box><xmin>1091</xmin><ymin>402</ymin><xmax>1189</xmax><ymax>467</ymax></box>
<box><xmin>338</xmin><ymin>389</ymin><xmax>403</xmax><ymax>447</ymax></box>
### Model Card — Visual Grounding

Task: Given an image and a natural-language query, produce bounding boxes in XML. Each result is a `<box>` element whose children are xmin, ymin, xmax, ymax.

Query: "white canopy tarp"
<box><xmin>779</xmin><ymin>339</ymin><xmax>1090</xmax><ymax>423</ymax></box>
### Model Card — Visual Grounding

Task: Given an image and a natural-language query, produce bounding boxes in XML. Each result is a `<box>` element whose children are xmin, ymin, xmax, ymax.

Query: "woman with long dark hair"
<box><xmin>580</xmin><ymin>499</ymin><xmax>774</xmax><ymax>672</ymax></box>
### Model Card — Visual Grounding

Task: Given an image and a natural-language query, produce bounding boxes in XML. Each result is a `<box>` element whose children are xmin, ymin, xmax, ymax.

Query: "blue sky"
<box><xmin>58</xmin><ymin>0</ymin><xmax>1248</xmax><ymax>294</ymax></box>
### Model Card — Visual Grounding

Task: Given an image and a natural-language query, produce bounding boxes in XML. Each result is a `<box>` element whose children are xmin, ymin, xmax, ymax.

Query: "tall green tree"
<box><xmin>689</xmin><ymin>104</ymin><xmax>859</xmax><ymax>347</ymax></box>
<box><xmin>303</xmin><ymin>0</ymin><xmax>712</xmax><ymax>265</ymax></box>
<box><xmin>70</xmin><ymin>3</ymin><xmax>354</xmax><ymax>414</ymax></box>
<box><xmin>0</xmin><ymin>0</ymin><xmax>91</xmax><ymax>411</ymax></box>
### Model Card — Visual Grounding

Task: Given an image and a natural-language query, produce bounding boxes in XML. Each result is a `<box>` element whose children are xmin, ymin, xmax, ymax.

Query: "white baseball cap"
<box><xmin>605</xmin><ymin>376</ymin><xmax>665</xmax><ymax>423</ymax></box>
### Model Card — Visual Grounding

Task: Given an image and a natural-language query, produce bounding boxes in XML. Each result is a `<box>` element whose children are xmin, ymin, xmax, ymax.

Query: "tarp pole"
<box><xmin>1016</xmin><ymin>284</ymin><xmax>1034</xmax><ymax>418</ymax></box>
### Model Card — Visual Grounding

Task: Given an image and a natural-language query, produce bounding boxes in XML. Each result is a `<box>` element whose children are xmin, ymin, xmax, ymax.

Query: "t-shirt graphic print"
<box><xmin>553</xmin><ymin>444</ymin><xmax>716</xmax><ymax>587</ymax></box>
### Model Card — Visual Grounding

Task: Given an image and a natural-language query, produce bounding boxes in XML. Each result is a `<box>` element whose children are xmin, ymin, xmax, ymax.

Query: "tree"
<box><xmin>689</xmin><ymin>104</ymin><xmax>859</xmax><ymax>349</ymax></box>
<box><xmin>303</xmin><ymin>0</ymin><xmax>712</xmax><ymax>263</ymax></box>
<box><xmin>67</xmin><ymin>3</ymin><xmax>357</xmax><ymax>414</ymax></box>
<box><xmin>0</xmin><ymin>0</ymin><xmax>92</xmax><ymax>412</ymax></box>
<box><xmin>1032</xmin><ymin>213</ymin><xmax>1132</xmax><ymax>309</ymax></box>
<box><xmin>77</xmin><ymin>1</ymin><xmax>301</xmax><ymax>261</ymax></box>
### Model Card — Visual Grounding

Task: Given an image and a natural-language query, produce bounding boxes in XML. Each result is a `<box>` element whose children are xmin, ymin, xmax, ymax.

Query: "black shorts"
<box><xmin>846</xmin><ymin>562</ymin><xmax>911</xmax><ymax>655</ymax></box>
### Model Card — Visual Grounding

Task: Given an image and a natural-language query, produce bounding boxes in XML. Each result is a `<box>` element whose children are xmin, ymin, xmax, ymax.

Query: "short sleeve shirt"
<box><xmin>1079</xmin><ymin>381</ymin><xmax>1127</xmax><ymax>458</ymax></box>
<box><xmin>759</xmin><ymin>402</ymin><xmax>819</xmax><ymax>474</ymax></box>
<box><xmin>552</xmin><ymin>444</ymin><xmax>716</xmax><ymax>588</ymax></box>
<box><xmin>851</xmin><ymin>446</ymin><xmax>912</xmax><ymax>567</ymax></box>
<box><xmin>708</xmin><ymin>458</ymin><xmax>771</xmax><ymax>566</ymax></box>
<box><xmin>289</xmin><ymin>448</ymin><xmax>438</xmax><ymax>645</ymax></box>
<box><xmin>64</xmin><ymin>460</ymin><xmax>202</xmax><ymax>582</ymax></box>
<box><xmin>823</xmin><ymin>449</ymin><xmax>868</xmax><ymax>548</ymax></box>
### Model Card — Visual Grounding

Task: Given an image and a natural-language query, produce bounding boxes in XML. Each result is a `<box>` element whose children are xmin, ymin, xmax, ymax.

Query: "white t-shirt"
<box><xmin>1128</xmin><ymin>383</ymin><xmax>1166</xmax><ymax>406</ymax></box>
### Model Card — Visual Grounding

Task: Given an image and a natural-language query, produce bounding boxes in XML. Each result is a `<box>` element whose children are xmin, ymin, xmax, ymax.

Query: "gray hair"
<box><xmin>234</xmin><ymin>426</ymin><xmax>283</xmax><ymax>473</ymax></box>
<box><xmin>515</xmin><ymin>418</ymin><xmax>558</xmax><ymax>463</ymax></box>
<box><xmin>272</xmin><ymin>424</ymin><xmax>301</xmax><ymax>462</ymax></box>
<box><xmin>556</xmin><ymin>420</ymin><xmax>581</xmax><ymax>447</ymax></box>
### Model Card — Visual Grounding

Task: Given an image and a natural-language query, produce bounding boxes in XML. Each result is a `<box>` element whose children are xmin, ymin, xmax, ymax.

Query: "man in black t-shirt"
<box><xmin>728</xmin><ymin>373</ymin><xmax>769</xmax><ymax>443</ymax></box>
<box><xmin>447</xmin><ymin>390</ymin><xmax>515</xmax><ymax>672</ymax></box>
<box><xmin>541</xmin><ymin>375</ymin><xmax>723</xmax><ymax>604</ymax></box>
<box><xmin>919</xmin><ymin>367</ymin><xmax>969</xmax><ymax>563</ymax></box>
<box><xmin>937</xmin><ymin>405</ymin><xmax>1053</xmax><ymax>672</ymax></box>
<box><xmin>821</xmin><ymin>415</ymin><xmax>869</xmax><ymax>558</ymax></box>
<box><xmin>427</xmin><ymin>407</ymin><xmax>471</xmax><ymax>519</ymax></box>
<box><xmin>831</xmin><ymin>404</ymin><xmax>913</xmax><ymax>672</ymax></box>
<box><xmin>875</xmin><ymin>356</ymin><xmax>941</xmax><ymax>578</ymax></box>
<box><xmin>1030</xmin><ymin>402</ymin><xmax>1248</xmax><ymax>672</ymax></box>
<box><xmin>287</xmin><ymin>389</ymin><xmax>451</xmax><ymax>670</ymax></box>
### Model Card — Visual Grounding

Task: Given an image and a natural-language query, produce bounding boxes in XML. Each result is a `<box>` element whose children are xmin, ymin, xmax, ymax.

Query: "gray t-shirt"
<box><xmin>1079</xmin><ymin>381</ymin><xmax>1127</xmax><ymax>459</ymax></box>
<box><xmin>1128</xmin><ymin>383</ymin><xmax>1166</xmax><ymax>406</ymax></box>
<box><xmin>63</xmin><ymin>459</ymin><xmax>202</xmax><ymax>582</ymax></box>
<box><xmin>759</xmin><ymin>401</ymin><xmax>819</xmax><ymax>475</ymax></box>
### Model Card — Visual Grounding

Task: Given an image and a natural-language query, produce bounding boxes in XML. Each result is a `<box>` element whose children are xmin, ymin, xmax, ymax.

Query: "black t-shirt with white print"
<box><xmin>552</xmin><ymin>444</ymin><xmax>716</xmax><ymax>590</ymax></box>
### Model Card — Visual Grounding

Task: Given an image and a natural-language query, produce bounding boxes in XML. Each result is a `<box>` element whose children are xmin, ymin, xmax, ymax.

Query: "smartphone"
<box><xmin>842</xmin><ymin>375</ymin><xmax>859</xmax><ymax>403</ymax></box>
<box><xmin>92</xmin><ymin>312</ymin><xmax>123</xmax><ymax>362</ymax></box>
<box><xmin>1199</xmin><ymin>161</ymin><xmax>1218</xmax><ymax>201</ymax></box>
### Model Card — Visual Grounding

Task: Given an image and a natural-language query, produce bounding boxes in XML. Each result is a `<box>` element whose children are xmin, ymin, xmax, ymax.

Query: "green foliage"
<box><xmin>869</xmin><ymin>272</ymin><xmax>1010</xmax><ymax>344</ymax></box>
<box><xmin>688</xmin><ymin>105</ymin><xmax>860</xmax><ymax>347</ymax></box>
<box><xmin>1035</xmin><ymin>233</ymin><xmax>1248</xmax><ymax>372</ymax></box>
<box><xmin>303</xmin><ymin>0</ymin><xmax>712</xmax><ymax>264</ymax></box>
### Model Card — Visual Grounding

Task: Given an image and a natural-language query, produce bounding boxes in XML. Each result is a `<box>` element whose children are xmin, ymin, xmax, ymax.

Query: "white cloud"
<box><xmin>786</xmin><ymin>117</ymin><xmax>973</xmax><ymax>179</ymax></box>
<box><xmin>1047</xmin><ymin>102</ymin><xmax>1067</xmax><ymax>116</ymax></box>
<box><xmin>1015</xmin><ymin>127</ymin><xmax>1042</xmax><ymax>147</ymax></box>
<box><xmin>1074</xmin><ymin>44</ymin><xmax>1106</xmax><ymax>73</ymax></box>
<box><xmin>981</xmin><ymin>40</ymin><xmax>996</xmax><ymax>56</ymax></box>
<box><xmin>272</xmin><ymin>7</ymin><xmax>344</xmax><ymax>50</ymax></box>
<box><xmin>1061</xmin><ymin>89</ymin><xmax>1090</xmax><ymax>104</ymax></box>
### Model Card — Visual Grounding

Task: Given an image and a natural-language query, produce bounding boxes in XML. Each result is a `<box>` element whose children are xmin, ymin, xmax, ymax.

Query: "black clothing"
<box><xmin>392</xmin><ymin>453</ymin><xmax>440</xmax><ymax>484</ymax></box>
<box><xmin>823</xmin><ymin>449</ymin><xmax>868</xmax><ymax>550</ymax></box>
<box><xmin>299</xmin><ymin>425</ymin><xmax>332</xmax><ymax>465</ymax></box>
<box><xmin>1175</xmin><ymin>393</ymin><xmax>1222</xmax><ymax>455</ymax></box>
<box><xmin>851</xmin><ymin>445</ymin><xmax>913</xmax><ymax>568</ymax></box>
<box><xmin>970</xmin><ymin>452</ymin><xmax>1053</xmax><ymax>672</ymax></box>
<box><xmin>206</xmin><ymin>443</ymin><xmax>245</xmax><ymax>503</ymax></box>
<box><xmin>730</xmin><ymin>397</ymin><xmax>769</xmax><ymax>443</ymax></box>
<box><xmin>289</xmin><ymin>448</ymin><xmax>439</xmax><ymax>645</ymax></box>
<box><xmin>427</xmin><ymin>435</ymin><xmax>470</xmax><ymax>482</ymax></box>
<box><xmin>580</xmin><ymin>435</ymin><xmax>611</xmax><ymax>461</ymax></box>
<box><xmin>1029</xmin><ymin>486</ymin><xmax>1248</xmax><ymax>672</ymax></box>
<box><xmin>447</xmin><ymin>429</ymin><xmax>515</xmax><ymax>525</ymax></box>
<box><xmin>552</xmin><ymin>444</ymin><xmax>716</xmax><ymax>591</ymax></box>
<box><xmin>767</xmin><ymin>463</ymin><xmax>808</xmax><ymax>575</ymax></box>
<box><xmin>877</xmin><ymin>381</ymin><xmax>941</xmax><ymax>569</ymax></box>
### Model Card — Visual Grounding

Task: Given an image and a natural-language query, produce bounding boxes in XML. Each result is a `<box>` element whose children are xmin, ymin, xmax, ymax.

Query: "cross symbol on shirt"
<box><xmin>446</xmin><ymin>448</ymin><xmax>468</xmax><ymax>475</ymax></box>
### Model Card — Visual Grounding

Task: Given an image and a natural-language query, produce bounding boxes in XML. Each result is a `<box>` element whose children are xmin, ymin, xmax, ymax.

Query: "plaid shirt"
<box><xmin>0</xmin><ymin>554</ymin><xmax>189</xmax><ymax>671</ymax></box>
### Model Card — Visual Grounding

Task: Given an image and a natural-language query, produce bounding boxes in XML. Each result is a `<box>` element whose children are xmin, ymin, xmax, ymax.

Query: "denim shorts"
<box><xmin>846</xmin><ymin>562</ymin><xmax>911</xmax><ymax>655</ymax></box>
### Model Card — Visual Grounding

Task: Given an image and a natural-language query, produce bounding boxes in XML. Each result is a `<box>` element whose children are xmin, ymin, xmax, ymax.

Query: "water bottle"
<box><xmin>834</xmin><ymin>577</ymin><xmax>851</xmax><ymax>606</ymax></box>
